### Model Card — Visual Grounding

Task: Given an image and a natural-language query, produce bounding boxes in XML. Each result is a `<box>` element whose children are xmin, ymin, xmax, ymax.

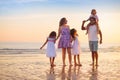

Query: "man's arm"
<box><xmin>81</xmin><ymin>20</ymin><xmax>86</xmax><ymax>30</ymax></box>
<box><xmin>99</xmin><ymin>30</ymin><xmax>102</xmax><ymax>44</ymax></box>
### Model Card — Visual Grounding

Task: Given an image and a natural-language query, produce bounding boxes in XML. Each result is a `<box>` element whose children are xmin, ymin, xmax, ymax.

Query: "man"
<box><xmin>81</xmin><ymin>17</ymin><xmax>102</xmax><ymax>66</ymax></box>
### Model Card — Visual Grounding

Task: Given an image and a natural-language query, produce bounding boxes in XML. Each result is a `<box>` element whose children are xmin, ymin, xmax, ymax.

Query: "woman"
<box><xmin>56</xmin><ymin>17</ymin><xmax>72</xmax><ymax>66</ymax></box>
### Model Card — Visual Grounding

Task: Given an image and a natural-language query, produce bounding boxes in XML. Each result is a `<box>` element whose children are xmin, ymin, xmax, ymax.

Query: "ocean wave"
<box><xmin>0</xmin><ymin>46</ymin><xmax>120</xmax><ymax>54</ymax></box>
<box><xmin>0</xmin><ymin>48</ymin><xmax>40</xmax><ymax>54</ymax></box>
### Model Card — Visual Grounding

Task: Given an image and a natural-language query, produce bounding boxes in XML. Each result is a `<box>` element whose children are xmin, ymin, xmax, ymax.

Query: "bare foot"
<box><xmin>95</xmin><ymin>64</ymin><xmax>99</xmax><ymax>66</ymax></box>
<box><xmin>90</xmin><ymin>63</ymin><xmax>94</xmax><ymax>66</ymax></box>
<box><xmin>78</xmin><ymin>63</ymin><xmax>82</xmax><ymax>66</ymax></box>
<box><xmin>69</xmin><ymin>64</ymin><xmax>73</xmax><ymax>66</ymax></box>
<box><xmin>51</xmin><ymin>64</ymin><xmax>56</xmax><ymax>67</ymax></box>
<box><xmin>53</xmin><ymin>64</ymin><xmax>56</xmax><ymax>67</ymax></box>
<box><xmin>74</xmin><ymin>63</ymin><xmax>78</xmax><ymax>66</ymax></box>
<box><xmin>63</xmin><ymin>64</ymin><xmax>67</xmax><ymax>66</ymax></box>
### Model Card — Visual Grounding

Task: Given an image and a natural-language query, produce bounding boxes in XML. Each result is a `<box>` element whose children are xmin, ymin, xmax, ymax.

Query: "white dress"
<box><xmin>46</xmin><ymin>38</ymin><xmax>56</xmax><ymax>58</ymax></box>
<box><xmin>71</xmin><ymin>37</ymin><xmax>81</xmax><ymax>55</ymax></box>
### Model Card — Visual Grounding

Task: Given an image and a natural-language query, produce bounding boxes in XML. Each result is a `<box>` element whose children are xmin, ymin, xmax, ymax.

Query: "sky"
<box><xmin>0</xmin><ymin>0</ymin><xmax>120</xmax><ymax>43</ymax></box>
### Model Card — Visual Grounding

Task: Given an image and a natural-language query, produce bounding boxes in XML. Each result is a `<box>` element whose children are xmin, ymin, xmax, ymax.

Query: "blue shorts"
<box><xmin>89</xmin><ymin>41</ymin><xmax>98</xmax><ymax>51</ymax></box>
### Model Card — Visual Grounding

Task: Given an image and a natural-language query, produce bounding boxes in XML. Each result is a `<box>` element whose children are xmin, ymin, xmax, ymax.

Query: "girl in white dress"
<box><xmin>70</xmin><ymin>29</ymin><xmax>82</xmax><ymax>66</ymax></box>
<box><xmin>40</xmin><ymin>31</ymin><xmax>56</xmax><ymax>67</ymax></box>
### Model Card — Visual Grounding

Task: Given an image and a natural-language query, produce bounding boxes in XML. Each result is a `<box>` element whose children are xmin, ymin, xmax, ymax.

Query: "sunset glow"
<box><xmin>0</xmin><ymin>0</ymin><xmax>120</xmax><ymax>43</ymax></box>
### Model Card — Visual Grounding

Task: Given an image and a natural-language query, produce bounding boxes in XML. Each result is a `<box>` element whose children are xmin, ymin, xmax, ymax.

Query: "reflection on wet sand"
<box><xmin>59</xmin><ymin>65</ymin><xmax>81</xmax><ymax>80</ymax></box>
<box><xmin>61</xmin><ymin>66</ymin><xmax>66</xmax><ymax>80</ymax></box>
<box><xmin>72</xmin><ymin>66</ymin><xmax>81</xmax><ymax>80</ymax></box>
<box><xmin>46</xmin><ymin>67</ymin><xmax>55</xmax><ymax>80</ymax></box>
<box><xmin>89</xmin><ymin>65</ymin><xmax>98</xmax><ymax>80</ymax></box>
<box><xmin>0</xmin><ymin>53</ymin><xmax>120</xmax><ymax>80</ymax></box>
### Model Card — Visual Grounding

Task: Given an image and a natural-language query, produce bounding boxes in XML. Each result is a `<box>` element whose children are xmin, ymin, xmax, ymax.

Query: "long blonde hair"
<box><xmin>59</xmin><ymin>17</ymin><xmax>67</xmax><ymax>27</ymax></box>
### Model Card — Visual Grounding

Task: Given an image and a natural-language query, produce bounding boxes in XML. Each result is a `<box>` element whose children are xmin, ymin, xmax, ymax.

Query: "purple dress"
<box><xmin>58</xmin><ymin>26</ymin><xmax>71</xmax><ymax>48</ymax></box>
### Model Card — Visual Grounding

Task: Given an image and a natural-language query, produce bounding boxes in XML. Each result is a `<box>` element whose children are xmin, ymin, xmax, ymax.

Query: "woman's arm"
<box><xmin>40</xmin><ymin>38</ymin><xmax>48</xmax><ymax>49</ymax></box>
<box><xmin>56</xmin><ymin>27</ymin><xmax>61</xmax><ymax>40</ymax></box>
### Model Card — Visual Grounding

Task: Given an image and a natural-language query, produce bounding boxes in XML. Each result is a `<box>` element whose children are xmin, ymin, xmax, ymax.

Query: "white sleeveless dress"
<box><xmin>46</xmin><ymin>38</ymin><xmax>56</xmax><ymax>58</ymax></box>
<box><xmin>71</xmin><ymin>37</ymin><xmax>81</xmax><ymax>55</ymax></box>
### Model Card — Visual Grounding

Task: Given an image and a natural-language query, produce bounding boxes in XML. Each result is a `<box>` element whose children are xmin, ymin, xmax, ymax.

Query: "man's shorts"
<box><xmin>89</xmin><ymin>41</ymin><xmax>98</xmax><ymax>51</ymax></box>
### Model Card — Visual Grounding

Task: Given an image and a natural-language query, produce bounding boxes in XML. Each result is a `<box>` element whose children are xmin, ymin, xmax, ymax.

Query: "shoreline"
<box><xmin>0</xmin><ymin>52</ymin><xmax>120</xmax><ymax>80</ymax></box>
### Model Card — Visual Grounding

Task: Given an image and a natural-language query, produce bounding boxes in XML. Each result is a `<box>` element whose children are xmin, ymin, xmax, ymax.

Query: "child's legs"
<box><xmin>74</xmin><ymin>55</ymin><xmax>77</xmax><ymax>65</ymax></box>
<box><xmin>51</xmin><ymin>57</ymin><xmax>55</xmax><ymax>64</ymax></box>
<box><xmin>53</xmin><ymin>57</ymin><xmax>55</xmax><ymax>62</ymax></box>
<box><xmin>49</xmin><ymin>58</ymin><xmax>52</xmax><ymax>65</ymax></box>
<box><xmin>67</xmin><ymin>48</ymin><xmax>72</xmax><ymax>65</ymax></box>
<box><xmin>77</xmin><ymin>54</ymin><xmax>80</xmax><ymax>64</ymax></box>
<box><xmin>62</xmin><ymin>48</ymin><xmax>66</xmax><ymax>65</ymax></box>
<box><xmin>51</xmin><ymin>57</ymin><xmax>56</xmax><ymax>66</ymax></box>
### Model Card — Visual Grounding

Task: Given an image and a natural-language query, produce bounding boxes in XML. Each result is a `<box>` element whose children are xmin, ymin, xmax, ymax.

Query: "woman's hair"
<box><xmin>49</xmin><ymin>31</ymin><xmax>56</xmax><ymax>38</ymax></box>
<box><xmin>59</xmin><ymin>17</ymin><xmax>66</xmax><ymax>27</ymax></box>
<box><xmin>70</xmin><ymin>28</ymin><xmax>77</xmax><ymax>39</ymax></box>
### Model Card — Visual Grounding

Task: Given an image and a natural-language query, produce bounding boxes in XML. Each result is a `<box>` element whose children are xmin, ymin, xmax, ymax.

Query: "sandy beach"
<box><xmin>0</xmin><ymin>51</ymin><xmax>120</xmax><ymax>80</ymax></box>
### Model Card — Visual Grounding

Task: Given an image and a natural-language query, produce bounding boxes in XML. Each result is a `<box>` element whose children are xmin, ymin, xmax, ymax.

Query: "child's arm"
<box><xmin>99</xmin><ymin>30</ymin><xmax>102</xmax><ymax>44</ymax></box>
<box><xmin>81</xmin><ymin>20</ymin><xmax>87</xmax><ymax>30</ymax></box>
<box><xmin>70</xmin><ymin>36</ymin><xmax>73</xmax><ymax>42</ymax></box>
<box><xmin>40</xmin><ymin>38</ymin><xmax>48</xmax><ymax>49</ymax></box>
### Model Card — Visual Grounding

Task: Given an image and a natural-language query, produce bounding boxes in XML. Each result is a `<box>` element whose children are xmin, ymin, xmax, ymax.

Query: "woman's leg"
<box><xmin>62</xmin><ymin>48</ymin><xmax>66</xmax><ymax>66</ymax></box>
<box><xmin>67</xmin><ymin>48</ymin><xmax>72</xmax><ymax>66</ymax></box>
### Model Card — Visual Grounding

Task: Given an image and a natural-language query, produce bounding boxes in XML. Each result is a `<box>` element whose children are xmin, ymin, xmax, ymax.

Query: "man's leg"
<box><xmin>95</xmin><ymin>51</ymin><xmax>98</xmax><ymax>66</ymax></box>
<box><xmin>92</xmin><ymin>51</ymin><xmax>95</xmax><ymax>65</ymax></box>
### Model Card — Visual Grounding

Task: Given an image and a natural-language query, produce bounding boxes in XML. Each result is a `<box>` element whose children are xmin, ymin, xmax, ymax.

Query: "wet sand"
<box><xmin>0</xmin><ymin>52</ymin><xmax>120</xmax><ymax>80</ymax></box>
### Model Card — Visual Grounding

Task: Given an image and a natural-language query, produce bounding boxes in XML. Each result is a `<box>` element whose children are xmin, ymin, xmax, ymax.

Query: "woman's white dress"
<box><xmin>46</xmin><ymin>38</ymin><xmax>56</xmax><ymax>58</ymax></box>
<box><xmin>71</xmin><ymin>37</ymin><xmax>81</xmax><ymax>55</ymax></box>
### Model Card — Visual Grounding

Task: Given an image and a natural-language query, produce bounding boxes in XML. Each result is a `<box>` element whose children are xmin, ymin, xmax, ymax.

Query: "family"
<box><xmin>40</xmin><ymin>9</ymin><xmax>102</xmax><ymax>67</ymax></box>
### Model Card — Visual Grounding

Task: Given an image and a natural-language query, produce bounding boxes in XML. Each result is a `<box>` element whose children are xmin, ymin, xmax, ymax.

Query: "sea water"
<box><xmin>0</xmin><ymin>42</ymin><xmax>120</xmax><ymax>54</ymax></box>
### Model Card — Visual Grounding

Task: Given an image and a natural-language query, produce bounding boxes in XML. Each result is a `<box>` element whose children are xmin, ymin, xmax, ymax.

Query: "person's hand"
<box><xmin>54</xmin><ymin>39</ymin><xmax>56</xmax><ymax>43</ymax></box>
<box><xmin>100</xmin><ymin>39</ymin><xmax>102</xmax><ymax>44</ymax></box>
<box><xmin>83</xmin><ymin>20</ymin><xmax>86</xmax><ymax>23</ymax></box>
<box><xmin>40</xmin><ymin>47</ymin><xmax>42</xmax><ymax>49</ymax></box>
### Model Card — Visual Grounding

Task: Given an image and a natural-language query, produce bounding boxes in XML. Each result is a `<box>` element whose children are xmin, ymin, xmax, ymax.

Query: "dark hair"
<box><xmin>59</xmin><ymin>17</ymin><xmax>66</xmax><ymax>27</ymax></box>
<box><xmin>88</xmin><ymin>17</ymin><xmax>97</xmax><ymax>26</ymax></box>
<box><xmin>70</xmin><ymin>28</ymin><xmax>77</xmax><ymax>39</ymax></box>
<box><xmin>89</xmin><ymin>17</ymin><xmax>96</xmax><ymax>22</ymax></box>
<box><xmin>49</xmin><ymin>31</ymin><xmax>56</xmax><ymax>38</ymax></box>
<box><xmin>91</xmin><ymin>9</ymin><xmax>96</xmax><ymax>14</ymax></box>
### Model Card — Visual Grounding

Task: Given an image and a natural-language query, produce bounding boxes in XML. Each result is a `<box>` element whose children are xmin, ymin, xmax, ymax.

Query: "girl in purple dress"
<box><xmin>56</xmin><ymin>17</ymin><xmax>72</xmax><ymax>66</ymax></box>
